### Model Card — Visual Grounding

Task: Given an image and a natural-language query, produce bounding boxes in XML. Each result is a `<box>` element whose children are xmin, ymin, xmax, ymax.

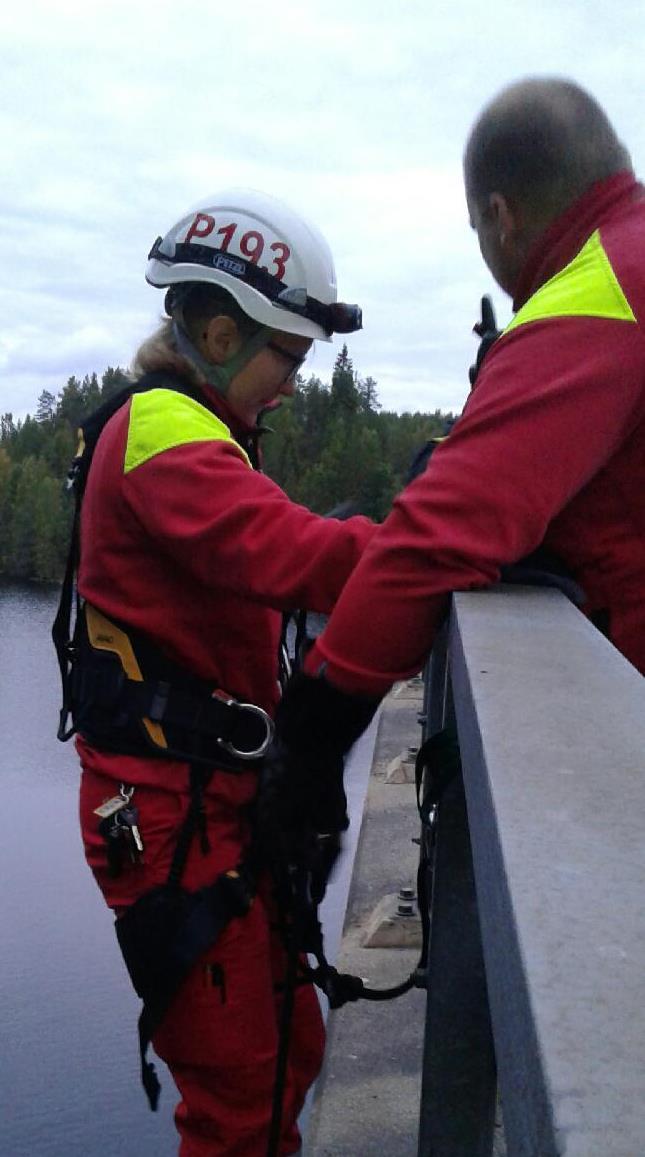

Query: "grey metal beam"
<box><xmin>450</xmin><ymin>586</ymin><xmax>645</xmax><ymax>1157</ymax></box>
<box><xmin>417</xmin><ymin>767</ymin><xmax>497</xmax><ymax>1156</ymax></box>
<box><xmin>418</xmin><ymin>628</ymin><xmax>497</xmax><ymax>1157</ymax></box>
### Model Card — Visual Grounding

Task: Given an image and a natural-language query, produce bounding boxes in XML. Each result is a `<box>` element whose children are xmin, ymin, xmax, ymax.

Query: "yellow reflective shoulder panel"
<box><xmin>124</xmin><ymin>388</ymin><xmax>251</xmax><ymax>474</ymax></box>
<box><xmin>505</xmin><ymin>230</ymin><xmax>636</xmax><ymax>336</ymax></box>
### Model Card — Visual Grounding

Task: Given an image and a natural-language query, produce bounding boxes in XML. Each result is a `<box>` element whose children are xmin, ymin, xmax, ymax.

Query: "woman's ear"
<box><xmin>202</xmin><ymin>315</ymin><xmax>241</xmax><ymax>364</ymax></box>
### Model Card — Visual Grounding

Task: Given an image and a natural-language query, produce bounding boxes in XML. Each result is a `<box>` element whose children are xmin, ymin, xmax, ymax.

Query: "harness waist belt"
<box><xmin>71</xmin><ymin>603</ymin><xmax>274</xmax><ymax>769</ymax></box>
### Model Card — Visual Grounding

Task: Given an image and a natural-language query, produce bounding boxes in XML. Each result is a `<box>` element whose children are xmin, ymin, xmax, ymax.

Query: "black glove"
<box><xmin>468</xmin><ymin>295</ymin><xmax>500</xmax><ymax>386</ymax></box>
<box><xmin>405</xmin><ymin>414</ymin><xmax>457</xmax><ymax>486</ymax></box>
<box><xmin>500</xmin><ymin>546</ymin><xmax>585</xmax><ymax>606</ymax></box>
<box><xmin>256</xmin><ymin>672</ymin><xmax>379</xmax><ymax>897</ymax></box>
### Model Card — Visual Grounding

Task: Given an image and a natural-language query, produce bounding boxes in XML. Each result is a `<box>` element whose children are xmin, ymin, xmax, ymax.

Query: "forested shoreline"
<box><xmin>0</xmin><ymin>347</ymin><xmax>454</xmax><ymax>583</ymax></box>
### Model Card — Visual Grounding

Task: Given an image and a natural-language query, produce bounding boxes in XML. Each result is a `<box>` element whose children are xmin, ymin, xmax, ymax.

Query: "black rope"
<box><xmin>265</xmin><ymin>877</ymin><xmax>302</xmax><ymax>1157</ymax></box>
<box><xmin>263</xmin><ymin>729</ymin><xmax>459</xmax><ymax>1149</ymax></box>
<box><xmin>312</xmin><ymin>963</ymin><xmax>417</xmax><ymax>1007</ymax></box>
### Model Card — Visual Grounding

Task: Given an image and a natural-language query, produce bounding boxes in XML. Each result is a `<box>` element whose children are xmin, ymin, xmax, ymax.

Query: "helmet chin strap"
<box><xmin>172</xmin><ymin>319</ymin><xmax>272</xmax><ymax>397</ymax></box>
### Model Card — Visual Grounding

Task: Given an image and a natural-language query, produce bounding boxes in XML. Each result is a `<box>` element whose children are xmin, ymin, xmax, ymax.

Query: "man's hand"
<box><xmin>256</xmin><ymin>672</ymin><xmax>379</xmax><ymax>899</ymax></box>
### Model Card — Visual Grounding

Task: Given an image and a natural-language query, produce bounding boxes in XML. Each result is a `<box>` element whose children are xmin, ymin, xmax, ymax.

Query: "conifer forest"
<box><xmin>0</xmin><ymin>347</ymin><xmax>454</xmax><ymax>582</ymax></box>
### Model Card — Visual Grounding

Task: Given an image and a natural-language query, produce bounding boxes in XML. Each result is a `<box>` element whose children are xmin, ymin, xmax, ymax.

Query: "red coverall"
<box><xmin>305</xmin><ymin>173</ymin><xmax>645</xmax><ymax>693</ymax></box>
<box><xmin>77</xmin><ymin>377</ymin><xmax>375</xmax><ymax>1157</ymax></box>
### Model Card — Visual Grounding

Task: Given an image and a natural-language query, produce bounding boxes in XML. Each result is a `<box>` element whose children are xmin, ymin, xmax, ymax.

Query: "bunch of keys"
<box><xmin>94</xmin><ymin>785</ymin><xmax>145</xmax><ymax>877</ymax></box>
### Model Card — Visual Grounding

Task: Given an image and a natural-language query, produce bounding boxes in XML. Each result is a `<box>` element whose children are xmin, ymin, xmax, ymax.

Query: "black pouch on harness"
<box><xmin>116</xmin><ymin>884</ymin><xmax>201</xmax><ymax>1002</ymax></box>
<box><xmin>116</xmin><ymin>870</ymin><xmax>254</xmax><ymax>1109</ymax></box>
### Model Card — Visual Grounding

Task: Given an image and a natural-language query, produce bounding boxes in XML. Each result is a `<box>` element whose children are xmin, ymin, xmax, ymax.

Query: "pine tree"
<box><xmin>0</xmin><ymin>447</ymin><xmax>12</xmax><ymax>570</ymax></box>
<box><xmin>330</xmin><ymin>345</ymin><xmax>360</xmax><ymax>413</ymax></box>
<box><xmin>80</xmin><ymin>373</ymin><xmax>101</xmax><ymax>413</ymax></box>
<box><xmin>12</xmin><ymin>415</ymin><xmax>46</xmax><ymax>462</ymax></box>
<box><xmin>57</xmin><ymin>377</ymin><xmax>86</xmax><ymax>428</ymax></box>
<box><xmin>36</xmin><ymin>390</ymin><xmax>57</xmax><ymax>423</ymax></box>
<box><xmin>1</xmin><ymin>413</ymin><xmax>16</xmax><ymax>444</ymax></box>
<box><xmin>358</xmin><ymin>375</ymin><xmax>380</xmax><ymax>414</ymax></box>
<box><xmin>32</xmin><ymin>470</ymin><xmax>64</xmax><ymax>580</ymax></box>
<box><xmin>101</xmin><ymin>366</ymin><xmax>131</xmax><ymax>400</ymax></box>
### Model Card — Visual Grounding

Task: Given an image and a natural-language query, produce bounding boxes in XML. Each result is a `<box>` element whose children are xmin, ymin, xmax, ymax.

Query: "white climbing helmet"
<box><xmin>146</xmin><ymin>188</ymin><xmax>362</xmax><ymax>343</ymax></box>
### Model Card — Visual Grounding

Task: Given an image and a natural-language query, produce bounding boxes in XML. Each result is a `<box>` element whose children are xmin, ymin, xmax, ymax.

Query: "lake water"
<box><xmin>1</xmin><ymin>583</ymin><xmax>200</xmax><ymax>1156</ymax></box>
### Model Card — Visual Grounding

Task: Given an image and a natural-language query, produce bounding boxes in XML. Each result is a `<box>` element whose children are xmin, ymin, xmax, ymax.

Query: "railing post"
<box><xmin>417</xmin><ymin>627</ymin><xmax>497</xmax><ymax>1157</ymax></box>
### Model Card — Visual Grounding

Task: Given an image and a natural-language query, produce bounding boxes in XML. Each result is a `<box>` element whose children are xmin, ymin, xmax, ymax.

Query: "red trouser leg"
<box><xmin>153</xmin><ymin>898</ymin><xmax>325</xmax><ymax>1157</ymax></box>
<box><xmin>79</xmin><ymin>768</ymin><xmax>325</xmax><ymax>1157</ymax></box>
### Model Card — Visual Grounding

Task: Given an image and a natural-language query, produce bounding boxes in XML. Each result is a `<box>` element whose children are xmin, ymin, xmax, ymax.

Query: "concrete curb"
<box><xmin>304</xmin><ymin>684</ymin><xmax>427</xmax><ymax>1157</ymax></box>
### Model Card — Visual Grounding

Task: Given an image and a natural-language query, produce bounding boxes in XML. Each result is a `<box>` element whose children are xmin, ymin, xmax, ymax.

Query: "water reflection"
<box><xmin>1</xmin><ymin>584</ymin><xmax>176</xmax><ymax>1157</ymax></box>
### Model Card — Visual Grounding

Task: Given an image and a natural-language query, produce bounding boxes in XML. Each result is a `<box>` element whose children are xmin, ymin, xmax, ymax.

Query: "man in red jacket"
<box><xmin>268</xmin><ymin>78</ymin><xmax>645</xmax><ymax>877</ymax></box>
<box><xmin>72</xmin><ymin>189</ymin><xmax>376</xmax><ymax>1157</ymax></box>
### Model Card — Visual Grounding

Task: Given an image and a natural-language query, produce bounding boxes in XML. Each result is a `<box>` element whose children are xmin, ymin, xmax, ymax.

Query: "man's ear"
<box><xmin>488</xmin><ymin>192</ymin><xmax>518</xmax><ymax>246</ymax></box>
<box><xmin>202</xmin><ymin>315</ymin><xmax>241</xmax><ymax>364</ymax></box>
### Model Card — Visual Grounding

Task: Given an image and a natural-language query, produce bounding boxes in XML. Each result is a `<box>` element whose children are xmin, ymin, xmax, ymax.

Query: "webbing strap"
<box><xmin>167</xmin><ymin>766</ymin><xmax>213</xmax><ymax>887</ymax></box>
<box><xmin>52</xmin><ymin>371</ymin><xmax>201</xmax><ymax>743</ymax></box>
<box><xmin>117</xmin><ymin>860</ymin><xmax>256</xmax><ymax>1110</ymax></box>
<box><xmin>127</xmin><ymin>679</ymin><xmax>272</xmax><ymax>756</ymax></box>
<box><xmin>266</xmin><ymin>906</ymin><xmax>301</xmax><ymax>1157</ymax></box>
<box><xmin>415</xmin><ymin>727</ymin><xmax>461</xmax><ymax>820</ymax></box>
<box><xmin>52</xmin><ymin>500</ymin><xmax>81</xmax><ymax>740</ymax></box>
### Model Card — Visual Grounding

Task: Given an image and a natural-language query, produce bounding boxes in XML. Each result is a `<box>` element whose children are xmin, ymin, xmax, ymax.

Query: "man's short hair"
<box><xmin>464</xmin><ymin>78</ymin><xmax>632</xmax><ymax>220</ymax></box>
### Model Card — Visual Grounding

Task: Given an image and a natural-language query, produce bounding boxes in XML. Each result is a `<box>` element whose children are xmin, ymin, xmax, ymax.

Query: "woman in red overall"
<box><xmin>76</xmin><ymin>189</ymin><xmax>375</xmax><ymax>1156</ymax></box>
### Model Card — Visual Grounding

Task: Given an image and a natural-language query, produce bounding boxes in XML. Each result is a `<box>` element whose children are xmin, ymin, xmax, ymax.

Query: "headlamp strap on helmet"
<box><xmin>151</xmin><ymin>236</ymin><xmax>362</xmax><ymax>336</ymax></box>
<box><xmin>171</xmin><ymin>321</ymin><xmax>273</xmax><ymax>397</ymax></box>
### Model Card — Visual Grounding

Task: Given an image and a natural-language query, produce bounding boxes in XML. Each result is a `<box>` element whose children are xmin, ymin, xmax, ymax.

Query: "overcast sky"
<box><xmin>2</xmin><ymin>0</ymin><xmax>644</xmax><ymax>420</ymax></box>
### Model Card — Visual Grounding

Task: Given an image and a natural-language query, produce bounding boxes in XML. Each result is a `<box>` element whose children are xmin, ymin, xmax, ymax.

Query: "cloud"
<box><xmin>1</xmin><ymin>0</ymin><xmax>643</xmax><ymax>419</ymax></box>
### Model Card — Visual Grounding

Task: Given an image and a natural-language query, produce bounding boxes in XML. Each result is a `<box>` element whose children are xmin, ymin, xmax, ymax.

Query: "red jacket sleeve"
<box><xmin>305</xmin><ymin>314</ymin><xmax>645</xmax><ymax>694</ymax></box>
<box><xmin>122</xmin><ymin>436</ymin><xmax>376</xmax><ymax>615</ymax></box>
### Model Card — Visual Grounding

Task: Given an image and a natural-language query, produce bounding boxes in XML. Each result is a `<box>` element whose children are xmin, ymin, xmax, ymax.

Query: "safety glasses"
<box><xmin>266</xmin><ymin>341</ymin><xmax>307</xmax><ymax>383</ymax></box>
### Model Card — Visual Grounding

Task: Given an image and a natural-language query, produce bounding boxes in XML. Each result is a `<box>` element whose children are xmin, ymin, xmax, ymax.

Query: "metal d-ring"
<box><xmin>217</xmin><ymin>702</ymin><xmax>275</xmax><ymax>760</ymax></box>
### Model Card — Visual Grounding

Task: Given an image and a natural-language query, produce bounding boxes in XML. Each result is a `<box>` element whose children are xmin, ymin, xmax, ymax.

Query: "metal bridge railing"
<box><xmin>417</xmin><ymin>586</ymin><xmax>645</xmax><ymax>1157</ymax></box>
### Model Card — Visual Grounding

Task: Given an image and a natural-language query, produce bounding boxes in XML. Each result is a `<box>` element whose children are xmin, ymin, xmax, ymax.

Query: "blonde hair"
<box><xmin>130</xmin><ymin>284</ymin><xmax>260</xmax><ymax>384</ymax></box>
<box><xmin>130</xmin><ymin>317</ymin><xmax>206</xmax><ymax>388</ymax></box>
